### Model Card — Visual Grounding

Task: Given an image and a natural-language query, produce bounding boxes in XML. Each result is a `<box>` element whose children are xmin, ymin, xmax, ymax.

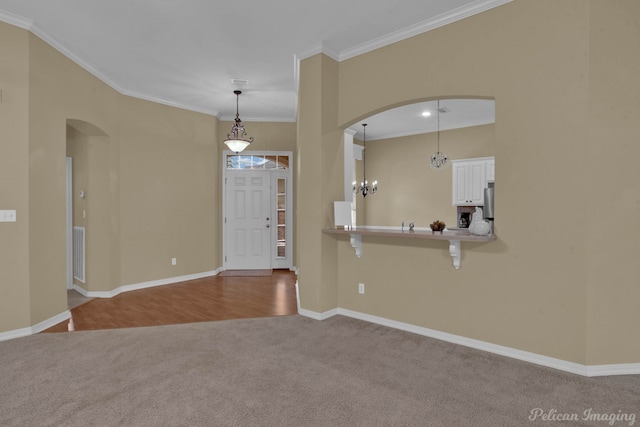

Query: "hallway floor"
<box><xmin>44</xmin><ymin>270</ymin><xmax>298</xmax><ymax>332</ymax></box>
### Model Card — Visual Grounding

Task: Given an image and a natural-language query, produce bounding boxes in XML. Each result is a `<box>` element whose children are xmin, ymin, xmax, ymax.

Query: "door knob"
<box><xmin>266</xmin><ymin>224</ymin><xmax>270</xmax><ymax>228</ymax></box>
<box><xmin>266</xmin><ymin>217</ymin><xmax>270</xmax><ymax>220</ymax></box>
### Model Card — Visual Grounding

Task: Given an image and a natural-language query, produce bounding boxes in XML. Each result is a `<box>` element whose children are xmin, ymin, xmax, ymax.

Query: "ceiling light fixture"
<box><xmin>429</xmin><ymin>100</ymin><xmax>448</xmax><ymax>170</ymax></box>
<box><xmin>223</xmin><ymin>90</ymin><xmax>254</xmax><ymax>153</ymax></box>
<box><xmin>353</xmin><ymin>123</ymin><xmax>378</xmax><ymax>197</ymax></box>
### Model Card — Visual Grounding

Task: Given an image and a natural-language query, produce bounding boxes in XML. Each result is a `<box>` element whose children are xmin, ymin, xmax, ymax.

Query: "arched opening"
<box><xmin>344</xmin><ymin>97</ymin><xmax>495</xmax><ymax>229</ymax></box>
<box><xmin>65</xmin><ymin>119</ymin><xmax>111</xmax><ymax>310</ymax></box>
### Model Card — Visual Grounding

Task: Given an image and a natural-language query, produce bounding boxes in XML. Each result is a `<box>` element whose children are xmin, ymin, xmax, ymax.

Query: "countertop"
<box><xmin>323</xmin><ymin>226</ymin><xmax>496</xmax><ymax>242</ymax></box>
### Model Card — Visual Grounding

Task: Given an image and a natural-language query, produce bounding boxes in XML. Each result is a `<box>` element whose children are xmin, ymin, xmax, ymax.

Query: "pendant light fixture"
<box><xmin>353</xmin><ymin>123</ymin><xmax>378</xmax><ymax>197</ymax></box>
<box><xmin>430</xmin><ymin>99</ymin><xmax>448</xmax><ymax>170</ymax></box>
<box><xmin>223</xmin><ymin>90</ymin><xmax>254</xmax><ymax>153</ymax></box>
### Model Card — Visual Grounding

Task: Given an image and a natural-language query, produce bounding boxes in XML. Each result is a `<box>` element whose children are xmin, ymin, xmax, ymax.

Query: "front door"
<box><xmin>225</xmin><ymin>171</ymin><xmax>271</xmax><ymax>269</ymax></box>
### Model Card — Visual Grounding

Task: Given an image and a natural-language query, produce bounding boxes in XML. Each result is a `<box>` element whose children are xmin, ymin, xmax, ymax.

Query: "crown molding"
<box><xmin>293</xmin><ymin>42</ymin><xmax>340</xmax><ymax>93</ymax></box>
<box><xmin>339</xmin><ymin>0</ymin><xmax>513</xmax><ymax>61</ymax></box>
<box><xmin>295</xmin><ymin>42</ymin><xmax>340</xmax><ymax>63</ymax></box>
<box><xmin>0</xmin><ymin>9</ymin><xmax>33</xmax><ymax>29</ymax></box>
<box><xmin>3</xmin><ymin>1</ymin><xmax>511</xmax><ymax>123</ymax></box>
<box><xmin>218</xmin><ymin>114</ymin><xmax>296</xmax><ymax>123</ymax></box>
<box><xmin>294</xmin><ymin>0</ymin><xmax>512</xmax><ymax>94</ymax></box>
<box><xmin>0</xmin><ymin>11</ymin><xmax>225</xmax><ymax>118</ymax></box>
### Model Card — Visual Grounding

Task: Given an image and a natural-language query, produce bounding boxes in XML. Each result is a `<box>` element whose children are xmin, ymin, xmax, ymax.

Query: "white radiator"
<box><xmin>73</xmin><ymin>226</ymin><xmax>85</xmax><ymax>283</ymax></box>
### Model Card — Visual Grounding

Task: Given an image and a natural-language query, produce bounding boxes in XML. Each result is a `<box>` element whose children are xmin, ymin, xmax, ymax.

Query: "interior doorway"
<box><xmin>222</xmin><ymin>152</ymin><xmax>293</xmax><ymax>271</ymax></box>
<box><xmin>65</xmin><ymin>119</ymin><xmax>110</xmax><ymax>301</ymax></box>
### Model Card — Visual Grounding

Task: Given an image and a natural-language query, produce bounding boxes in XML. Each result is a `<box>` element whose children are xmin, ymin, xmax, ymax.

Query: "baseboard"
<box><xmin>298</xmin><ymin>307</ymin><xmax>339</xmax><ymax>321</ymax></box>
<box><xmin>71</xmin><ymin>283</ymin><xmax>89</xmax><ymax>296</ymax></box>
<box><xmin>0</xmin><ymin>310</ymin><xmax>71</xmax><ymax>342</ymax></box>
<box><xmin>78</xmin><ymin>269</ymin><xmax>222</xmax><ymax>298</ymax></box>
<box><xmin>31</xmin><ymin>310</ymin><xmax>71</xmax><ymax>334</ymax></box>
<box><xmin>585</xmin><ymin>363</ymin><xmax>640</xmax><ymax>377</ymax></box>
<box><xmin>1</xmin><ymin>269</ymin><xmax>223</xmax><ymax>341</ymax></box>
<box><xmin>0</xmin><ymin>326</ymin><xmax>32</xmax><ymax>342</ymax></box>
<box><xmin>297</xmin><ymin>307</ymin><xmax>640</xmax><ymax>377</ymax></box>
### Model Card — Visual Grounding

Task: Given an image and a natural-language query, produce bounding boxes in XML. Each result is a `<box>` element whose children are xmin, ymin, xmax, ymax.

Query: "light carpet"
<box><xmin>0</xmin><ymin>315</ymin><xmax>638</xmax><ymax>426</ymax></box>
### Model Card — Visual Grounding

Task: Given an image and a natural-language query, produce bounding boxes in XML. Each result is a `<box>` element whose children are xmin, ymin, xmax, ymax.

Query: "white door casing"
<box><xmin>270</xmin><ymin>171</ymin><xmax>293</xmax><ymax>269</ymax></box>
<box><xmin>66</xmin><ymin>157</ymin><xmax>73</xmax><ymax>289</ymax></box>
<box><xmin>223</xmin><ymin>151</ymin><xmax>294</xmax><ymax>270</ymax></box>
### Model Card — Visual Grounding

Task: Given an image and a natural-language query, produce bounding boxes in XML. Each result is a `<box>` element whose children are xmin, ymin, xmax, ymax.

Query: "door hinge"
<box><xmin>225</xmin><ymin>256</ymin><xmax>227</xmax><ymax>262</ymax></box>
<box><xmin>225</xmin><ymin>217</ymin><xmax>227</xmax><ymax>223</ymax></box>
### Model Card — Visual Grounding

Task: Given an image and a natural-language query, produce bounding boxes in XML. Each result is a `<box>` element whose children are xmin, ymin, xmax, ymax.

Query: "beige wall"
<box><xmin>585</xmin><ymin>0</ymin><xmax>640</xmax><ymax>364</ymax></box>
<box><xmin>0</xmin><ymin>20</ymin><xmax>298</xmax><ymax>333</ymax></box>
<box><xmin>27</xmin><ymin>30</ymin><xmax>120</xmax><ymax>323</ymax></box>
<box><xmin>296</xmin><ymin>54</ymin><xmax>343</xmax><ymax>313</ymax></box>
<box><xmin>361</xmin><ymin>124</ymin><xmax>495</xmax><ymax>227</ymax></box>
<box><xmin>0</xmin><ymin>23</ymin><xmax>30</xmax><ymax>330</ymax></box>
<box><xmin>2</xmin><ymin>0</ymin><xmax>638</xmax><ymax>367</ymax></box>
<box><xmin>1</xmin><ymin>22</ymin><xmax>221</xmax><ymax>330</ymax></box>
<box><xmin>117</xmin><ymin>95</ymin><xmax>218</xmax><ymax>286</ymax></box>
<box><xmin>297</xmin><ymin>0</ymin><xmax>640</xmax><ymax>365</ymax></box>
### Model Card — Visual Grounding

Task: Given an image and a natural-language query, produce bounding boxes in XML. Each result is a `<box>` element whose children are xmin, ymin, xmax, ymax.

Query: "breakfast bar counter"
<box><xmin>323</xmin><ymin>226</ymin><xmax>496</xmax><ymax>269</ymax></box>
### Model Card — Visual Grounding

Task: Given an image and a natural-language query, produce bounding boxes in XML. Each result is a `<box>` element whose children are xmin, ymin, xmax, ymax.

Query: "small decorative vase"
<box><xmin>469</xmin><ymin>207</ymin><xmax>491</xmax><ymax>236</ymax></box>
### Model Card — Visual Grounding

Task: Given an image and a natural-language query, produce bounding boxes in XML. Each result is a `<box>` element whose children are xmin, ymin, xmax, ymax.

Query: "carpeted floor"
<box><xmin>0</xmin><ymin>315</ymin><xmax>638</xmax><ymax>426</ymax></box>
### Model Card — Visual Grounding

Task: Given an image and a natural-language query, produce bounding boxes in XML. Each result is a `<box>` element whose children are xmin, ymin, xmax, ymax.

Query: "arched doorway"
<box><xmin>65</xmin><ymin>119</ymin><xmax>110</xmax><ymax>305</ymax></box>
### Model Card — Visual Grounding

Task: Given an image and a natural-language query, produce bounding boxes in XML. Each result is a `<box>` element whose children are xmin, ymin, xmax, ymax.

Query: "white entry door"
<box><xmin>225</xmin><ymin>171</ymin><xmax>271</xmax><ymax>269</ymax></box>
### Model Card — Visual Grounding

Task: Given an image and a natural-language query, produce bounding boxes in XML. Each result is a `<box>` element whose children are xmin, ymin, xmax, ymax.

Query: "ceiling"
<box><xmin>0</xmin><ymin>0</ymin><xmax>506</xmax><ymax>136</ymax></box>
<box><xmin>357</xmin><ymin>99</ymin><xmax>495</xmax><ymax>141</ymax></box>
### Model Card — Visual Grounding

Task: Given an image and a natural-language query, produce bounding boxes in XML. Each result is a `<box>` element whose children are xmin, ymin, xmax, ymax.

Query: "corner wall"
<box><xmin>585</xmin><ymin>0</ymin><xmax>640</xmax><ymax>365</ymax></box>
<box><xmin>296</xmin><ymin>54</ymin><xmax>342</xmax><ymax>313</ymax></box>
<box><xmin>1</xmin><ymin>21</ymin><xmax>223</xmax><ymax>333</ymax></box>
<box><xmin>0</xmin><ymin>19</ymin><xmax>299</xmax><ymax>334</ymax></box>
<box><xmin>299</xmin><ymin>0</ymin><xmax>640</xmax><ymax>365</ymax></box>
<box><xmin>0</xmin><ymin>22</ymin><xmax>30</xmax><ymax>331</ymax></box>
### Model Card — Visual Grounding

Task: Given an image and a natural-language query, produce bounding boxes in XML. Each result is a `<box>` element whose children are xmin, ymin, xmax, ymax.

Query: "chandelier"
<box><xmin>223</xmin><ymin>90</ymin><xmax>254</xmax><ymax>153</ymax></box>
<box><xmin>430</xmin><ymin>99</ymin><xmax>448</xmax><ymax>170</ymax></box>
<box><xmin>353</xmin><ymin>123</ymin><xmax>378</xmax><ymax>197</ymax></box>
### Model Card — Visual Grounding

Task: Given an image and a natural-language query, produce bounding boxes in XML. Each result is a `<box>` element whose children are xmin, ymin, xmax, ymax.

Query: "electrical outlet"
<box><xmin>358</xmin><ymin>283</ymin><xmax>365</xmax><ymax>294</ymax></box>
<box><xmin>0</xmin><ymin>210</ymin><xmax>16</xmax><ymax>222</ymax></box>
<box><xmin>171</xmin><ymin>258</ymin><xmax>177</xmax><ymax>266</ymax></box>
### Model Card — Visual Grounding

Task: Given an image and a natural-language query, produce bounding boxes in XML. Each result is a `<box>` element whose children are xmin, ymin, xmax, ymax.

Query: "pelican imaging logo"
<box><xmin>529</xmin><ymin>408</ymin><xmax>636</xmax><ymax>425</ymax></box>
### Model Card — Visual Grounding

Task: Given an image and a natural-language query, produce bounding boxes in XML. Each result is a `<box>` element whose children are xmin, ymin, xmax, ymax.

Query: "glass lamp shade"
<box><xmin>224</xmin><ymin>139</ymin><xmax>251</xmax><ymax>153</ymax></box>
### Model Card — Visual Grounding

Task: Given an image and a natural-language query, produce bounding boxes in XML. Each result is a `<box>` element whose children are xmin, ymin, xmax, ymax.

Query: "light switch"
<box><xmin>0</xmin><ymin>210</ymin><xmax>17</xmax><ymax>222</ymax></box>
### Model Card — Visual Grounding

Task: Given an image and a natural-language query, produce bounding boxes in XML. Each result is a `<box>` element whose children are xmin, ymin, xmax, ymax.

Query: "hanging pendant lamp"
<box><xmin>353</xmin><ymin>123</ymin><xmax>378</xmax><ymax>197</ymax></box>
<box><xmin>223</xmin><ymin>90</ymin><xmax>254</xmax><ymax>153</ymax></box>
<box><xmin>430</xmin><ymin>99</ymin><xmax>448</xmax><ymax>170</ymax></box>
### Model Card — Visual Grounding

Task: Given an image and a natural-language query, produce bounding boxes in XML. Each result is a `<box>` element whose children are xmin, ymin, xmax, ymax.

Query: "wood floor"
<box><xmin>43</xmin><ymin>270</ymin><xmax>298</xmax><ymax>333</ymax></box>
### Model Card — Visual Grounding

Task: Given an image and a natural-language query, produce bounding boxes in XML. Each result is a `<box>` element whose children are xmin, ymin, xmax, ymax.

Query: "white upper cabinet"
<box><xmin>452</xmin><ymin>157</ymin><xmax>494</xmax><ymax>206</ymax></box>
<box><xmin>486</xmin><ymin>158</ymin><xmax>495</xmax><ymax>182</ymax></box>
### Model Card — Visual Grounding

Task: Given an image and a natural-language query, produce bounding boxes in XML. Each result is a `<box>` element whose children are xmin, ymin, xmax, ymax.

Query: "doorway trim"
<box><xmin>222</xmin><ymin>151</ymin><xmax>294</xmax><ymax>270</ymax></box>
<box><xmin>66</xmin><ymin>157</ymin><xmax>73</xmax><ymax>290</ymax></box>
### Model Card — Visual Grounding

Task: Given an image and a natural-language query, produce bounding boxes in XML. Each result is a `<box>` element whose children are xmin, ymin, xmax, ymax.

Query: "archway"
<box><xmin>65</xmin><ymin>119</ymin><xmax>111</xmax><ymax>306</ymax></box>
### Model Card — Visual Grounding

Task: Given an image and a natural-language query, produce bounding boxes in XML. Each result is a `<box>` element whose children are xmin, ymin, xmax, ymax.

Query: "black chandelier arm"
<box><xmin>227</xmin><ymin>118</ymin><xmax>254</xmax><ymax>142</ymax></box>
<box><xmin>353</xmin><ymin>123</ymin><xmax>378</xmax><ymax>197</ymax></box>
